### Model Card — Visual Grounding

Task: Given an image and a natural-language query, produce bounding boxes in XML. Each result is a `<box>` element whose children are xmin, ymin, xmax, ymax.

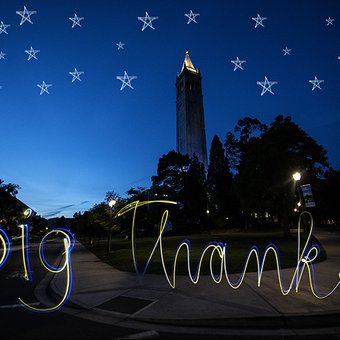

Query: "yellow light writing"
<box><xmin>18</xmin><ymin>224</ymin><xmax>32</xmax><ymax>281</ymax></box>
<box><xmin>119</xmin><ymin>201</ymin><xmax>340</xmax><ymax>299</ymax></box>
<box><xmin>19</xmin><ymin>229</ymin><xmax>73</xmax><ymax>312</ymax></box>
<box><xmin>117</xmin><ymin>200</ymin><xmax>177</xmax><ymax>276</ymax></box>
<box><xmin>0</xmin><ymin>231</ymin><xmax>9</xmax><ymax>266</ymax></box>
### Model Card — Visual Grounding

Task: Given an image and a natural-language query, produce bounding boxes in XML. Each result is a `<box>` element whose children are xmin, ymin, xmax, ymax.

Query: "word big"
<box><xmin>0</xmin><ymin>209</ymin><xmax>74</xmax><ymax>312</ymax></box>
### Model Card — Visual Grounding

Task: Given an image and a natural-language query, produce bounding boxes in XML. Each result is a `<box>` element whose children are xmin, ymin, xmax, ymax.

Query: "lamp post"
<box><xmin>292</xmin><ymin>172</ymin><xmax>301</xmax><ymax>229</ymax></box>
<box><xmin>107</xmin><ymin>199</ymin><xmax>117</xmax><ymax>255</ymax></box>
<box><xmin>292</xmin><ymin>172</ymin><xmax>301</xmax><ymax>207</ymax></box>
<box><xmin>292</xmin><ymin>172</ymin><xmax>302</xmax><ymax>289</ymax></box>
<box><xmin>206</xmin><ymin>209</ymin><xmax>210</xmax><ymax>234</ymax></box>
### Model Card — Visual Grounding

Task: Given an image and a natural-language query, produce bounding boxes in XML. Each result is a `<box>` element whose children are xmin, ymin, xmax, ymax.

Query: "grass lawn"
<box><xmin>84</xmin><ymin>230</ymin><xmax>327</xmax><ymax>276</ymax></box>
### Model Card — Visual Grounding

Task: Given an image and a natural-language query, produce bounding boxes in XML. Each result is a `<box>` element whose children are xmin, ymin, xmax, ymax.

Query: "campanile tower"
<box><xmin>176</xmin><ymin>51</ymin><xmax>208</xmax><ymax>169</ymax></box>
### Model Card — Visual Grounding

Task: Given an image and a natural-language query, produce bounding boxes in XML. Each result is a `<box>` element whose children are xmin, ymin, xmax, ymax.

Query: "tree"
<box><xmin>0</xmin><ymin>179</ymin><xmax>21</xmax><ymax>197</ymax></box>
<box><xmin>313</xmin><ymin>168</ymin><xmax>340</xmax><ymax>226</ymax></box>
<box><xmin>71</xmin><ymin>190</ymin><xmax>125</xmax><ymax>249</ymax></box>
<box><xmin>183</xmin><ymin>155</ymin><xmax>207</xmax><ymax>231</ymax></box>
<box><xmin>0</xmin><ymin>179</ymin><xmax>23</xmax><ymax>234</ymax></box>
<box><xmin>56</xmin><ymin>216</ymin><xmax>67</xmax><ymax>228</ymax></box>
<box><xmin>151</xmin><ymin>151</ymin><xmax>211</xmax><ymax>233</ymax></box>
<box><xmin>225</xmin><ymin>115</ymin><xmax>329</xmax><ymax>232</ymax></box>
<box><xmin>151</xmin><ymin>150</ymin><xmax>190</xmax><ymax>200</ymax></box>
<box><xmin>126</xmin><ymin>187</ymin><xmax>148</xmax><ymax>201</ymax></box>
<box><xmin>206</xmin><ymin>135</ymin><xmax>235</xmax><ymax>227</ymax></box>
<box><xmin>225</xmin><ymin>117</ymin><xmax>267</xmax><ymax>228</ymax></box>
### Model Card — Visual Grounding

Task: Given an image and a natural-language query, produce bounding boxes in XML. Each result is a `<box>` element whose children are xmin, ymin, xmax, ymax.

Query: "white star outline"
<box><xmin>25</xmin><ymin>46</ymin><xmax>40</xmax><ymax>61</ymax></box>
<box><xmin>138</xmin><ymin>11</ymin><xmax>158</xmax><ymax>31</ymax></box>
<box><xmin>326</xmin><ymin>17</ymin><xmax>335</xmax><ymax>26</ymax></box>
<box><xmin>0</xmin><ymin>21</ymin><xmax>10</xmax><ymax>34</ymax></box>
<box><xmin>252</xmin><ymin>13</ymin><xmax>267</xmax><ymax>28</ymax></box>
<box><xmin>184</xmin><ymin>10</ymin><xmax>200</xmax><ymax>24</ymax></box>
<box><xmin>283</xmin><ymin>47</ymin><xmax>291</xmax><ymax>55</ymax></box>
<box><xmin>37</xmin><ymin>81</ymin><xmax>52</xmax><ymax>95</ymax></box>
<box><xmin>231</xmin><ymin>57</ymin><xmax>246</xmax><ymax>71</ymax></box>
<box><xmin>69</xmin><ymin>68</ymin><xmax>84</xmax><ymax>82</ymax></box>
<box><xmin>16</xmin><ymin>6</ymin><xmax>37</xmax><ymax>25</ymax></box>
<box><xmin>69</xmin><ymin>14</ymin><xmax>84</xmax><ymax>28</ymax></box>
<box><xmin>116</xmin><ymin>41</ymin><xmax>125</xmax><ymax>50</ymax></box>
<box><xmin>309</xmin><ymin>76</ymin><xmax>324</xmax><ymax>91</ymax></box>
<box><xmin>257</xmin><ymin>76</ymin><xmax>278</xmax><ymax>96</ymax></box>
<box><xmin>116</xmin><ymin>71</ymin><xmax>137</xmax><ymax>90</ymax></box>
<box><xmin>0</xmin><ymin>51</ymin><xmax>6</xmax><ymax>60</ymax></box>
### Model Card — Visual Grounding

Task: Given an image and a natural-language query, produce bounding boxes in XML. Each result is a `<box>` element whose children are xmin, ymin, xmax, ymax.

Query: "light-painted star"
<box><xmin>37</xmin><ymin>81</ymin><xmax>52</xmax><ymax>95</ymax></box>
<box><xmin>309</xmin><ymin>76</ymin><xmax>324</xmax><ymax>91</ymax></box>
<box><xmin>0</xmin><ymin>21</ymin><xmax>10</xmax><ymax>34</ymax></box>
<box><xmin>252</xmin><ymin>13</ymin><xmax>267</xmax><ymax>28</ymax></box>
<box><xmin>116</xmin><ymin>41</ymin><xmax>125</xmax><ymax>50</ymax></box>
<box><xmin>231</xmin><ymin>57</ymin><xmax>246</xmax><ymax>71</ymax></box>
<box><xmin>326</xmin><ymin>17</ymin><xmax>335</xmax><ymax>26</ymax></box>
<box><xmin>257</xmin><ymin>76</ymin><xmax>278</xmax><ymax>96</ymax></box>
<box><xmin>69</xmin><ymin>14</ymin><xmax>84</xmax><ymax>28</ymax></box>
<box><xmin>116</xmin><ymin>71</ymin><xmax>137</xmax><ymax>90</ymax></box>
<box><xmin>16</xmin><ymin>6</ymin><xmax>37</xmax><ymax>25</ymax></box>
<box><xmin>69</xmin><ymin>68</ymin><xmax>84</xmax><ymax>82</ymax></box>
<box><xmin>184</xmin><ymin>10</ymin><xmax>200</xmax><ymax>24</ymax></box>
<box><xmin>0</xmin><ymin>51</ymin><xmax>6</xmax><ymax>60</ymax></box>
<box><xmin>138</xmin><ymin>11</ymin><xmax>158</xmax><ymax>31</ymax></box>
<box><xmin>283</xmin><ymin>47</ymin><xmax>291</xmax><ymax>55</ymax></box>
<box><xmin>25</xmin><ymin>46</ymin><xmax>40</xmax><ymax>61</ymax></box>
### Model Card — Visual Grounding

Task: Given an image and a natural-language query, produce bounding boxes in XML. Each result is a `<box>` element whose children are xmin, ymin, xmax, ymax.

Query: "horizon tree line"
<box><xmin>72</xmin><ymin>114</ymin><xmax>340</xmax><ymax>239</ymax></box>
<box><xmin>1</xmin><ymin>114</ymin><xmax>339</xmax><ymax>239</ymax></box>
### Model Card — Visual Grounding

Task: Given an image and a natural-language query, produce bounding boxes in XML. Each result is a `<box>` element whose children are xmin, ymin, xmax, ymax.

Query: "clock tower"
<box><xmin>176</xmin><ymin>51</ymin><xmax>208</xmax><ymax>169</ymax></box>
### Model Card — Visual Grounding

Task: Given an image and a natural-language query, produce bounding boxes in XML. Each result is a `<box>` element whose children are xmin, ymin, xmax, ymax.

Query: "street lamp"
<box><xmin>292</xmin><ymin>172</ymin><xmax>301</xmax><ymax>182</ymax></box>
<box><xmin>108</xmin><ymin>199</ymin><xmax>117</xmax><ymax>208</ymax></box>
<box><xmin>107</xmin><ymin>199</ymin><xmax>117</xmax><ymax>255</ymax></box>
<box><xmin>291</xmin><ymin>171</ymin><xmax>302</xmax><ymax>231</ymax></box>
<box><xmin>292</xmin><ymin>171</ymin><xmax>303</xmax><ymax>288</ymax></box>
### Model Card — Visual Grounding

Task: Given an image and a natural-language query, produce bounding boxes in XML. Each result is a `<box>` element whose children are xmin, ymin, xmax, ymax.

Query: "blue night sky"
<box><xmin>0</xmin><ymin>0</ymin><xmax>339</xmax><ymax>218</ymax></box>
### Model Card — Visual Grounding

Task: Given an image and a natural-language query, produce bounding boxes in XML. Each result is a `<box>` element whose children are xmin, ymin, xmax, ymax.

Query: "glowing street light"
<box><xmin>107</xmin><ymin>199</ymin><xmax>117</xmax><ymax>255</ymax></box>
<box><xmin>292</xmin><ymin>172</ymin><xmax>301</xmax><ymax>181</ymax></box>
<box><xmin>108</xmin><ymin>199</ymin><xmax>117</xmax><ymax>208</ymax></box>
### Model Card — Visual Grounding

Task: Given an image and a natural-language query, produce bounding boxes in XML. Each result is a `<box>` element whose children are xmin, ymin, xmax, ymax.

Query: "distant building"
<box><xmin>176</xmin><ymin>51</ymin><xmax>208</xmax><ymax>169</ymax></box>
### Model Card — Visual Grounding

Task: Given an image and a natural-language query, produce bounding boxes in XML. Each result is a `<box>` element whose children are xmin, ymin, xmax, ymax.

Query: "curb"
<box><xmin>131</xmin><ymin>311</ymin><xmax>340</xmax><ymax>330</ymax></box>
<box><xmin>48</xmin><ymin>275</ymin><xmax>340</xmax><ymax>333</ymax></box>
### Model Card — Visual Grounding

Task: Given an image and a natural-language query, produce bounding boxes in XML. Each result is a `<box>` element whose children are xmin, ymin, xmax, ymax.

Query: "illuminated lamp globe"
<box><xmin>292</xmin><ymin>172</ymin><xmax>301</xmax><ymax>181</ymax></box>
<box><xmin>108</xmin><ymin>199</ymin><xmax>117</xmax><ymax>208</ymax></box>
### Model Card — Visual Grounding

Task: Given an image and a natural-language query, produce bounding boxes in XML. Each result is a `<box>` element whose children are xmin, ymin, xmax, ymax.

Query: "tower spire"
<box><xmin>181</xmin><ymin>51</ymin><xmax>198</xmax><ymax>73</ymax></box>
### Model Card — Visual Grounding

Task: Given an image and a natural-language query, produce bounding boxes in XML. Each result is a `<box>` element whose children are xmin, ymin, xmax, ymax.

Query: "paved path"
<box><xmin>36</xmin><ymin>230</ymin><xmax>340</xmax><ymax>337</ymax></box>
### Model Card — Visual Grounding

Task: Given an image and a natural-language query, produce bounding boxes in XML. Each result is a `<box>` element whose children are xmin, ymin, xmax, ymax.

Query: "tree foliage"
<box><xmin>183</xmin><ymin>155</ymin><xmax>207</xmax><ymax>228</ymax></box>
<box><xmin>151</xmin><ymin>150</ymin><xmax>190</xmax><ymax>200</ymax></box>
<box><xmin>225</xmin><ymin>115</ymin><xmax>329</xmax><ymax>229</ymax></box>
<box><xmin>0</xmin><ymin>179</ymin><xmax>23</xmax><ymax>233</ymax></box>
<box><xmin>151</xmin><ymin>150</ymin><xmax>208</xmax><ymax>232</ymax></box>
<box><xmin>206</xmin><ymin>135</ymin><xmax>235</xmax><ymax>227</ymax></box>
